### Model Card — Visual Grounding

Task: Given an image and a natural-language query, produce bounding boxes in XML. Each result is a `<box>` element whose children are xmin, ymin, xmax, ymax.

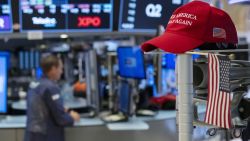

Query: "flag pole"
<box><xmin>177</xmin><ymin>54</ymin><xmax>193</xmax><ymax>141</ymax></box>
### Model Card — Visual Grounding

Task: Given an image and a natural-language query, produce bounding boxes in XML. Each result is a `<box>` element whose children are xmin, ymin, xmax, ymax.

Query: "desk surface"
<box><xmin>0</xmin><ymin>104</ymin><xmax>207</xmax><ymax>129</ymax></box>
<box><xmin>0</xmin><ymin>115</ymin><xmax>104</xmax><ymax>128</ymax></box>
<box><xmin>0</xmin><ymin>109</ymin><xmax>180</xmax><ymax>128</ymax></box>
<box><xmin>11</xmin><ymin>98</ymin><xmax>87</xmax><ymax>110</ymax></box>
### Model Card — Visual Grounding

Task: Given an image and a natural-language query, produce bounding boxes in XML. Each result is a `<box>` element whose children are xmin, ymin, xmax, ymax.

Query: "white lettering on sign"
<box><xmin>0</xmin><ymin>18</ymin><xmax>4</xmax><ymax>28</ymax></box>
<box><xmin>32</xmin><ymin>17</ymin><xmax>57</xmax><ymax>26</ymax></box>
<box><xmin>172</xmin><ymin>0</ymin><xmax>182</xmax><ymax>5</ymax></box>
<box><xmin>145</xmin><ymin>4</ymin><xmax>162</xmax><ymax>18</ymax></box>
<box><xmin>122</xmin><ymin>23</ymin><xmax>134</xmax><ymax>29</ymax></box>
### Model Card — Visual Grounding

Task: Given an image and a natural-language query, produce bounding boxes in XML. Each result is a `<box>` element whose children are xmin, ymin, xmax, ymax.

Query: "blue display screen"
<box><xmin>20</xmin><ymin>0</ymin><xmax>113</xmax><ymax>32</ymax></box>
<box><xmin>228</xmin><ymin>0</ymin><xmax>250</xmax><ymax>4</ymax></box>
<box><xmin>0</xmin><ymin>0</ymin><xmax>12</xmax><ymax>32</ymax></box>
<box><xmin>119</xmin><ymin>0</ymin><xmax>183</xmax><ymax>33</ymax></box>
<box><xmin>0</xmin><ymin>55</ymin><xmax>8</xmax><ymax>113</ymax></box>
<box><xmin>19</xmin><ymin>51</ymin><xmax>40</xmax><ymax>70</ymax></box>
<box><xmin>117</xmin><ymin>47</ymin><xmax>145</xmax><ymax>79</ymax></box>
<box><xmin>0</xmin><ymin>52</ymin><xmax>10</xmax><ymax>69</ymax></box>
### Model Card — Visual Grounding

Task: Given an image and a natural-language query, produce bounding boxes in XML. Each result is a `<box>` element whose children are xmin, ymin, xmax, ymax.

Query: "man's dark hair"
<box><xmin>40</xmin><ymin>55</ymin><xmax>60</xmax><ymax>74</ymax></box>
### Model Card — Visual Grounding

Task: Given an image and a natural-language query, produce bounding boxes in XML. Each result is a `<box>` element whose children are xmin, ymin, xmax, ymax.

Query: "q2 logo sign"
<box><xmin>145</xmin><ymin>4</ymin><xmax>162</xmax><ymax>18</ymax></box>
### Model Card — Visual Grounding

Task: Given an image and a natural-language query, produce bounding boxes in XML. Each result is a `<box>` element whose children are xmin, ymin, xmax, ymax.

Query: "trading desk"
<box><xmin>0</xmin><ymin>116</ymin><xmax>216</xmax><ymax>141</ymax></box>
<box><xmin>0</xmin><ymin>105</ymin><xmax>208</xmax><ymax>141</ymax></box>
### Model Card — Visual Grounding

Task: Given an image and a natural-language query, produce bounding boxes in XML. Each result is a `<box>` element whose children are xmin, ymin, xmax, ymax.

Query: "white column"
<box><xmin>177</xmin><ymin>54</ymin><xmax>193</xmax><ymax>141</ymax></box>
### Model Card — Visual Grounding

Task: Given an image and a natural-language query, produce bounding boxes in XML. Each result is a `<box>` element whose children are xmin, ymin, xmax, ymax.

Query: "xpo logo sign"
<box><xmin>78</xmin><ymin>16</ymin><xmax>101</xmax><ymax>27</ymax></box>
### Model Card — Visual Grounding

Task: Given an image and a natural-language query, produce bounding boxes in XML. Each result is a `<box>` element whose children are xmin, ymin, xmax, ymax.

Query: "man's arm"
<box><xmin>43</xmin><ymin>87</ymin><xmax>79</xmax><ymax>126</ymax></box>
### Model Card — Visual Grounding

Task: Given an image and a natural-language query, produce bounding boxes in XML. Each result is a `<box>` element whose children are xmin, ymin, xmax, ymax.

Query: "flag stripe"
<box><xmin>217</xmin><ymin>91</ymin><xmax>223</xmax><ymax>127</ymax></box>
<box><xmin>225</xmin><ymin>93</ymin><xmax>229</xmax><ymax>128</ymax></box>
<box><xmin>221</xmin><ymin>91</ymin><xmax>226</xmax><ymax>128</ymax></box>
<box><xmin>205</xmin><ymin>55</ymin><xmax>210</xmax><ymax>123</ymax></box>
<box><xmin>213</xmin><ymin>55</ymin><xmax>220</xmax><ymax>125</ymax></box>
<box><xmin>207</xmin><ymin>54</ymin><xmax>215</xmax><ymax>125</ymax></box>
<box><xmin>211</xmin><ymin>55</ymin><xmax>218</xmax><ymax>124</ymax></box>
<box><xmin>205</xmin><ymin>54</ymin><xmax>214</xmax><ymax>123</ymax></box>
<box><xmin>227</xmin><ymin>93</ymin><xmax>231</xmax><ymax>128</ymax></box>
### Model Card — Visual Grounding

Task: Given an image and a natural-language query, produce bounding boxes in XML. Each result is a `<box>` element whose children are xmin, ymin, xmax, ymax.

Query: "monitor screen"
<box><xmin>228</xmin><ymin>0</ymin><xmax>250</xmax><ymax>4</ymax></box>
<box><xmin>20</xmin><ymin>0</ymin><xmax>113</xmax><ymax>32</ymax></box>
<box><xmin>118</xmin><ymin>0</ymin><xmax>183</xmax><ymax>33</ymax></box>
<box><xmin>19</xmin><ymin>51</ymin><xmax>40</xmax><ymax>70</ymax></box>
<box><xmin>0</xmin><ymin>54</ymin><xmax>8</xmax><ymax>113</ymax></box>
<box><xmin>0</xmin><ymin>0</ymin><xmax>12</xmax><ymax>32</ymax></box>
<box><xmin>117</xmin><ymin>46</ymin><xmax>146</xmax><ymax>79</ymax></box>
<box><xmin>0</xmin><ymin>52</ymin><xmax>10</xmax><ymax>69</ymax></box>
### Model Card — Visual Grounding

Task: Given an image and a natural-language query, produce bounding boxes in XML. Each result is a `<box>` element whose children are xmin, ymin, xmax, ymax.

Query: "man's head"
<box><xmin>40</xmin><ymin>55</ymin><xmax>63</xmax><ymax>81</ymax></box>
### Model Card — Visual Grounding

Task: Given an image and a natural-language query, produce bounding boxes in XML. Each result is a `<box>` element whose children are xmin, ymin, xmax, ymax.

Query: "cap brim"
<box><xmin>141</xmin><ymin>32</ymin><xmax>204</xmax><ymax>53</ymax></box>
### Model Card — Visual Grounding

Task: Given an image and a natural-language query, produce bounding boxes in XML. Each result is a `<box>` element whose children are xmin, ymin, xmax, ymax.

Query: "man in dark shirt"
<box><xmin>24</xmin><ymin>55</ymin><xmax>80</xmax><ymax>141</ymax></box>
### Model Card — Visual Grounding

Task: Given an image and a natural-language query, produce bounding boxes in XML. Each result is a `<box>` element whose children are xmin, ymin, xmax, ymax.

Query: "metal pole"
<box><xmin>107</xmin><ymin>54</ymin><xmax>113</xmax><ymax>111</ymax></box>
<box><xmin>177</xmin><ymin>54</ymin><xmax>193</xmax><ymax>141</ymax></box>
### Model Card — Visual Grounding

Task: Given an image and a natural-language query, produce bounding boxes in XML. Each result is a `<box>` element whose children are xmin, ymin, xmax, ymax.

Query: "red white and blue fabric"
<box><xmin>204</xmin><ymin>54</ymin><xmax>231</xmax><ymax>129</ymax></box>
<box><xmin>213</xmin><ymin>27</ymin><xmax>226</xmax><ymax>39</ymax></box>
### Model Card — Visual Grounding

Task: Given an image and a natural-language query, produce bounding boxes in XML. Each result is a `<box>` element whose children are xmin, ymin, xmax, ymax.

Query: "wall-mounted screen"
<box><xmin>0</xmin><ymin>0</ymin><xmax>12</xmax><ymax>32</ymax></box>
<box><xmin>118</xmin><ymin>0</ymin><xmax>183</xmax><ymax>33</ymax></box>
<box><xmin>117</xmin><ymin>46</ymin><xmax>146</xmax><ymax>79</ymax></box>
<box><xmin>228</xmin><ymin>0</ymin><xmax>250</xmax><ymax>4</ymax></box>
<box><xmin>0</xmin><ymin>53</ymin><xmax>8</xmax><ymax>113</ymax></box>
<box><xmin>20</xmin><ymin>0</ymin><xmax>113</xmax><ymax>32</ymax></box>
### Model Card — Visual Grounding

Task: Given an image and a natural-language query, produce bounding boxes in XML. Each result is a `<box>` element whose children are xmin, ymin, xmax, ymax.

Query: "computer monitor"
<box><xmin>20</xmin><ymin>0</ymin><xmax>113</xmax><ymax>32</ymax></box>
<box><xmin>0</xmin><ymin>52</ymin><xmax>10</xmax><ymax>69</ymax></box>
<box><xmin>117</xmin><ymin>46</ymin><xmax>146</xmax><ymax>79</ymax></box>
<box><xmin>0</xmin><ymin>53</ymin><xmax>8</xmax><ymax>113</ymax></box>
<box><xmin>118</xmin><ymin>0</ymin><xmax>183</xmax><ymax>33</ymax></box>
<box><xmin>19</xmin><ymin>51</ymin><xmax>40</xmax><ymax>70</ymax></box>
<box><xmin>228</xmin><ymin>0</ymin><xmax>250</xmax><ymax>4</ymax></box>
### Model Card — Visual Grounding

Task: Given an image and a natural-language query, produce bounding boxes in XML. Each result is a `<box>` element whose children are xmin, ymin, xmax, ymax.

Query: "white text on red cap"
<box><xmin>168</xmin><ymin>13</ymin><xmax>197</xmax><ymax>26</ymax></box>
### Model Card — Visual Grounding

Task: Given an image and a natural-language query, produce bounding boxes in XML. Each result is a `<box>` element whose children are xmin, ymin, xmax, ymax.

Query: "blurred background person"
<box><xmin>24</xmin><ymin>54</ymin><xmax>80</xmax><ymax>141</ymax></box>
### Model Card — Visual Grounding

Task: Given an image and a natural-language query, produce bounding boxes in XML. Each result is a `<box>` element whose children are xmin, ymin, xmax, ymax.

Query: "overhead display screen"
<box><xmin>119</xmin><ymin>0</ymin><xmax>183</xmax><ymax>33</ymax></box>
<box><xmin>20</xmin><ymin>0</ymin><xmax>113</xmax><ymax>32</ymax></box>
<box><xmin>228</xmin><ymin>0</ymin><xmax>250</xmax><ymax>4</ymax></box>
<box><xmin>0</xmin><ymin>0</ymin><xmax>12</xmax><ymax>32</ymax></box>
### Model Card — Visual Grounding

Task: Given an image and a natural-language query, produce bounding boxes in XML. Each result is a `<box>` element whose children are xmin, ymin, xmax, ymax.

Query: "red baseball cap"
<box><xmin>141</xmin><ymin>1</ymin><xmax>238</xmax><ymax>53</ymax></box>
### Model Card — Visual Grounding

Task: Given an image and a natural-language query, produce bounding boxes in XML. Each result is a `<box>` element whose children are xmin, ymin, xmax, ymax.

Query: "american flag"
<box><xmin>204</xmin><ymin>54</ymin><xmax>231</xmax><ymax>129</ymax></box>
<box><xmin>213</xmin><ymin>27</ymin><xmax>226</xmax><ymax>39</ymax></box>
